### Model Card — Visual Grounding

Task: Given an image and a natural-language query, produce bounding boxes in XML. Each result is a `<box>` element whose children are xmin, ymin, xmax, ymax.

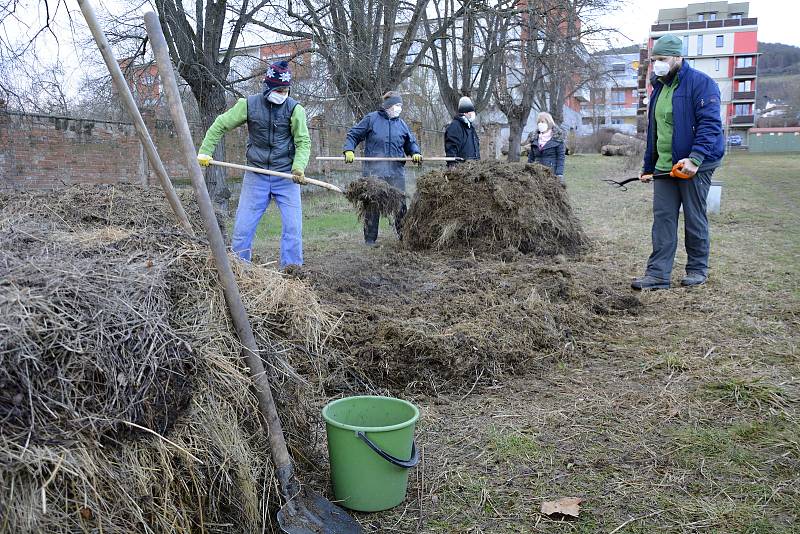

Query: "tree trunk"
<box><xmin>197</xmin><ymin>90</ymin><xmax>231</xmax><ymax>212</ymax></box>
<box><xmin>507</xmin><ymin>119</ymin><xmax>523</xmax><ymax>162</ymax></box>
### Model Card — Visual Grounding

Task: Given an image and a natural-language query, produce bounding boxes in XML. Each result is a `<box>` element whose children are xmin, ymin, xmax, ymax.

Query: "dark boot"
<box><xmin>631</xmin><ymin>275</ymin><xmax>670</xmax><ymax>290</ymax></box>
<box><xmin>680</xmin><ymin>272</ymin><xmax>707</xmax><ymax>287</ymax></box>
<box><xmin>394</xmin><ymin>203</ymin><xmax>408</xmax><ymax>239</ymax></box>
<box><xmin>364</xmin><ymin>208</ymin><xmax>379</xmax><ymax>245</ymax></box>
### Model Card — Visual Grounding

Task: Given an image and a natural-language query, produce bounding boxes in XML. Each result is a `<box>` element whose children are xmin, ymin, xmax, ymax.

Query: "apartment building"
<box><xmin>579</xmin><ymin>53</ymin><xmax>640</xmax><ymax>135</ymax></box>
<box><xmin>643</xmin><ymin>2</ymin><xmax>758</xmax><ymax>142</ymax></box>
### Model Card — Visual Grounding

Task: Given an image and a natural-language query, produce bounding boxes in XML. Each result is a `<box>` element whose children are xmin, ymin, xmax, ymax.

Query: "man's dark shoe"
<box><xmin>681</xmin><ymin>272</ymin><xmax>707</xmax><ymax>287</ymax></box>
<box><xmin>364</xmin><ymin>240</ymin><xmax>378</xmax><ymax>248</ymax></box>
<box><xmin>631</xmin><ymin>275</ymin><xmax>670</xmax><ymax>290</ymax></box>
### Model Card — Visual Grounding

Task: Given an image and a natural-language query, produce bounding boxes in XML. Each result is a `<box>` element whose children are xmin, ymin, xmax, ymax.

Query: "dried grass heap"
<box><xmin>403</xmin><ymin>161</ymin><xmax>588</xmax><ymax>256</ymax></box>
<box><xmin>0</xmin><ymin>185</ymin><xmax>333</xmax><ymax>533</ymax></box>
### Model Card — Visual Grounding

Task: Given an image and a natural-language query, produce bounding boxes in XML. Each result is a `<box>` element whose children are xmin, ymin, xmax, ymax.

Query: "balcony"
<box><xmin>731</xmin><ymin>115</ymin><xmax>755</xmax><ymax>125</ymax></box>
<box><xmin>734</xmin><ymin>66</ymin><xmax>756</xmax><ymax>77</ymax></box>
<box><xmin>651</xmin><ymin>17</ymin><xmax>757</xmax><ymax>32</ymax></box>
<box><xmin>733</xmin><ymin>91</ymin><xmax>756</xmax><ymax>100</ymax></box>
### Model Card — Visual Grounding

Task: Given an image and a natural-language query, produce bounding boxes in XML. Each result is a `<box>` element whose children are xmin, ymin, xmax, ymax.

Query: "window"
<box><xmin>738</xmin><ymin>80</ymin><xmax>751</xmax><ymax>91</ymax></box>
<box><xmin>611</xmin><ymin>119</ymin><xmax>623</xmax><ymax>125</ymax></box>
<box><xmin>682</xmin><ymin>35</ymin><xmax>689</xmax><ymax>56</ymax></box>
<box><xmin>715</xmin><ymin>58</ymin><xmax>720</xmax><ymax>71</ymax></box>
<box><xmin>698</xmin><ymin>13</ymin><xmax>704</xmax><ymax>21</ymax></box>
<box><xmin>709</xmin><ymin>13</ymin><xmax>717</xmax><ymax>21</ymax></box>
<box><xmin>736</xmin><ymin>56</ymin><xmax>753</xmax><ymax>68</ymax></box>
<box><xmin>731</xmin><ymin>13</ymin><xmax>742</xmax><ymax>20</ymax></box>
<box><xmin>689</xmin><ymin>59</ymin><xmax>696</xmax><ymax>68</ymax></box>
<box><xmin>611</xmin><ymin>90</ymin><xmax>625</xmax><ymax>103</ymax></box>
<box><xmin>697</xmin><ymin>35</ymin><xmax>703</xmax><ymax>55</ymax></box>
<box><xmin>735</xmin><ymin>103</ymin><xmax>752</xmax><ymax>115</ymax></box>
<box><xmin>716</xmin><ymin>35</ymin><xmax>724</xmax><ymax>48</ymax></box>
<box><xmin>611</xmin><ymin>63</ymin><xmax>625</xmax><ymax>73</ymax></box>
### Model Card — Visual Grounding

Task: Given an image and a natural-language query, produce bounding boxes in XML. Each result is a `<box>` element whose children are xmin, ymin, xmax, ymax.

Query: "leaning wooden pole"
<box><xmin>143</xmin><ymin>11</ymin><xmax>299</xmax><ymax>498</ymax></box>
<box><xmin>77</xmin><ymin>0</ymin><xmax>194</xmax><ymax>236</ymax></box>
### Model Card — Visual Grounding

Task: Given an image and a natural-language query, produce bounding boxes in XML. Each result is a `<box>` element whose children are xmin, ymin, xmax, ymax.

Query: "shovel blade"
<box><xmin>277</xmin><ymin>489</ymin><xmax>362</xmax><ymax>534</ymax></box>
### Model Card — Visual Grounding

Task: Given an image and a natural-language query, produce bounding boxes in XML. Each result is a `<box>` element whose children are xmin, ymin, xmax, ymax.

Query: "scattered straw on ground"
<box><xmin>304</xmin><ymin>244</ymin><xmax>641</xmax><ymax>394</ymax></box>
<box><xmin>403</xmin><ymin>161</ymin><xmax>588</xmax><ymax>256</ymax></box>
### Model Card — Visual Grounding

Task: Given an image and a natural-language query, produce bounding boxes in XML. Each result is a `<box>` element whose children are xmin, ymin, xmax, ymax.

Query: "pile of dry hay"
<box><xmin>305</xmin><ymin>248</ymin><xmax>642</xmax><ymax>393</ymax></box>
<box><xmin>0</xmin><ymin>185</ymin><xmax>335</xmax><ymax>533</ymax></box>
<box><xmin>403</xmin><ymin>161</ymin><xmax>588</xmax><ymax>256</ymax></box>
<box><xmin>343</xmin><ymin>177</ymin><xmax>406</xmax><ymax>221</ymax></box>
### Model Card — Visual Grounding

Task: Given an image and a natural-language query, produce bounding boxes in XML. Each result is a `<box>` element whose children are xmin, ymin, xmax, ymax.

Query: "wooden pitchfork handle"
<box><xmin>316</xmin><ymin>156</ymin><xmax>462</xmax><ymax>162</ymax></box>
<box><xmin>208</xmin><ymin>160</ymin><xmax>344</xmax><ymax>193</ymax></box>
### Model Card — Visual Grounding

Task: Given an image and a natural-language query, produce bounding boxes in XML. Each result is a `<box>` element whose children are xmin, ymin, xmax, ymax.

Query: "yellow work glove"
<box><xmin>411</xmin><ymin>153</ymin><xmax>423</xmax><ymax>165</ymax></box>
<box><xmin>344</xmin><ymin>150</ymin><xmax>355</xmax><ymax>164</ymax></box>
<box><xmin>291</xmin><ymin>168</ymin><xmax>307</xmax><ymax>185</ymax></box>
<box><xmin>197</xmin><ymin>154</ymin><xmax>213</xmax><ymax>167</ymax></box>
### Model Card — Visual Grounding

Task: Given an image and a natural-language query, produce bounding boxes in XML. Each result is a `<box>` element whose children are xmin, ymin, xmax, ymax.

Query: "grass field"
<box><xmin>251</xmin><ymin>152</ymin><xmax>799</xmax><ymax>532</ymax></box>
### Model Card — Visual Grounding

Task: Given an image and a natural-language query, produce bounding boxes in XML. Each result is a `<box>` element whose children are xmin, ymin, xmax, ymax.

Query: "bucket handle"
<box><xmin>356</xmin><ymin>431</ymin><xmax>419</xmax><ymax>469</ymax></box>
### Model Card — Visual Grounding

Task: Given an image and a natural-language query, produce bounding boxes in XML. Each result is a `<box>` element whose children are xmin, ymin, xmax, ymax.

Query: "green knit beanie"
<box><xmin>652</xmin><ymin>34</ymin><xmax>683</xmax><ymax>56</ymax></box>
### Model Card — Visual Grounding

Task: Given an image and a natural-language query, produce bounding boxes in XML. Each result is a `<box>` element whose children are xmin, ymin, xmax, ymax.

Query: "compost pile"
<box><xmin>306</xmin><ymin>247</ymin><xmax>642</xmax><ymax>393</ymax></box>
<box><xmin>344</xmin><ymin>177</ymin><xmax>406</xmax><ymax>221</ymax></box>
<box><xmin>0</xmin><ymin>185</ymin><xmax>333</xmax><ymax>533</ymax></box>
<box><xmin>403</xmin><ymin>161</ymin><xmax>588</xmax><ymax>256</ymax></box>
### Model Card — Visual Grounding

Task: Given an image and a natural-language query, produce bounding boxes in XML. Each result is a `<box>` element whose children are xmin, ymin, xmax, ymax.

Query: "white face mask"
<box><xmin>465</xmin><ymin>111</ymin><xmax>476</xmax><ymax>122</ymax></box>
<box><xmin>386</xmin><ymin>104</ymin><xmax>402</xmax><ymax>118</ymax></box>
<box><xmin>537</xmin><ymin>122</ymin><xmax>549</xmax><ymax>133</ymax></box>
<box><xmin>653</xmin><ymin>60</ymin><xmax>671</xmax><ymax>77</ymax></box>
<box><xmin>268</xmin><ymin>91</ymin><xmax>288</xmax><ymax>105</ymax></box>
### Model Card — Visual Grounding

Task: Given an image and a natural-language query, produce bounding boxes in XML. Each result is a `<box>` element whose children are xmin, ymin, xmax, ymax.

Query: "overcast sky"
<box><xmin>598</xmin><ymin>0</ymin><xmax>800</xmax><ymax>48</ymax></box>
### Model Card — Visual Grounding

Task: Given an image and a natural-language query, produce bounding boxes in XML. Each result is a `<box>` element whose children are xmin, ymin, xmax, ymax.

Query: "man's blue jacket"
<box><xmin>643</xmin><ymin>60</ymin><xmax>724</xmax><ymax>173</ymax></box>
<box><xmin>343</xmin><ymin>109</ymin><xmax>421</xmax><ymax>179</ymax></box>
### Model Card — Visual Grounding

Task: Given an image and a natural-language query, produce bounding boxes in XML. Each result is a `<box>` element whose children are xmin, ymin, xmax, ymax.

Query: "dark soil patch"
<box><xmin>403</xmin><ymin>161</ymin><xmax>588</xmax><ymax>256</ymax></box>
<box><xmin>304</xmin><ymin>242</ymin><xmax>640</xmax><ymax>393</ymax></box>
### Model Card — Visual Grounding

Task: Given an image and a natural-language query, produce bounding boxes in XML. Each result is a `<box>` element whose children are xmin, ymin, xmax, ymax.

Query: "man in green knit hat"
<box><xmin>632</xmin><ymin>34</ymin><xmax>724</xmax><ymax>290</ymax></box>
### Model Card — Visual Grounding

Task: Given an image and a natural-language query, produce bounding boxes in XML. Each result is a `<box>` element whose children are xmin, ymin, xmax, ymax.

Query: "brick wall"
<box><xmin>0</xmin><ymin>112</ymin><xmax>147</xmax><ymax>188</ymax></box>
<box><xmin>1</xmin><ymin>109</ymin><xmax>499</xmax><ymax>190</ymax></box>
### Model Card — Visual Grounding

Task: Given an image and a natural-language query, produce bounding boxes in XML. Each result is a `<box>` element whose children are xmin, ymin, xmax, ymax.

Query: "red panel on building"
<box><xmin>734</xmin><ymin>31</ymin><xmax>758</xmax><ymax>54</ymax></box>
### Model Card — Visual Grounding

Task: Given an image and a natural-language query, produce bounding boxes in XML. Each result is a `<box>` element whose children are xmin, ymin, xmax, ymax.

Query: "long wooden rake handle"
<box><xmin>208</xmin><ymin>160</ymin><xmax>344</xmax><ymax>193</ymax></box>
<box><xmin>144</xmin><ymin>11</ymin><xmax>300</xmax><ymax>500</ymax></box>
<box><xmin>316</xmin><ymin>156</ymin><xmax>462</xmax><ymax>162</ymax></box>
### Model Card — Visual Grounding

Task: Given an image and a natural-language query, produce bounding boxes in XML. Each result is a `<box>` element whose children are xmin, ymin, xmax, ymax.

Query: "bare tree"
<box><xmin>495</xmin><ymin>0</ymin><xmax>616</xmax><ymax>161</ymax></box>
<box><xmin>253</xmin><ymin>0</ymin><xmax>470</xmax><ymax>119</ymax></box>
<box><xmin>494</xmin><ymin>2</ymin><xmax>547</xmax><ymax>162</ymax></box>
<box><xmin>423</xmin><ymin>0</ymin><xmax>514</xmax><ymax>117</ymax></box>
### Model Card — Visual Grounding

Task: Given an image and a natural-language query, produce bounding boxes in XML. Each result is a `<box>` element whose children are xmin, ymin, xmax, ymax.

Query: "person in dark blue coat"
<box><xmin>444</xmin><ymin>96</ymin><xmax>480</xmax><ymax>167</ymax></box>
<box><xmin>343</xmin><ymin>91</ymin><xmax>423</xmax><ymax>246</ymax></box>
<box><xmin>527</xmin><ymin>111</ymin><xmax>566</xmax><ymax>188</ymax></box>
<box><xmin>631</xmin><ymin>34</ymin><xmax>724</xmax><ymax>290</ymax></box>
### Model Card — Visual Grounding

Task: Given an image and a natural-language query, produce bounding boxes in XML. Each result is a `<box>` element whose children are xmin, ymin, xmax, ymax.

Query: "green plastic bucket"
<box><xmin>322</xmin><ymin>396</ymin><xmax>419</xmax><ymax>512</ymax></box>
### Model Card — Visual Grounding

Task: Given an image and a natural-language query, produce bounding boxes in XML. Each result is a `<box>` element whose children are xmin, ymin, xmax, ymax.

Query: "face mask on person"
<box><xmin>267</xmin><ymin>90</ymin><xmax>288</xmax><ymax>105</ymax></box>
<box><xmin>386</xmin><ymin>104</ymin><xmax>402</xmax><ymax>118</ymax></box>
<box><xmin>537</xmin><ymin>122</ymin><xmax>549</xmax><ymax>133</ymax></box>
<box><xmin>652</xmin><ymin>59</ymin><xmax>673</xmax><ymax>77</ymax></box>
<box><xmin>465</xmin><ymin>111</ymin><xmax>476</xmax><ymax>122</ymax></box>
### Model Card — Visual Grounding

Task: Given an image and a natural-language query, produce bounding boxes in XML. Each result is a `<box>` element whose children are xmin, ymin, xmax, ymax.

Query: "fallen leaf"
<box><xmin>541</xmin><ymin>497</ymin><xmax>582</xmax><ymax>517</ymax></box>
<box><xmin>79</xmin><ymin>507</ymin><xmax>94</xmax><ymax>520</ymax></box>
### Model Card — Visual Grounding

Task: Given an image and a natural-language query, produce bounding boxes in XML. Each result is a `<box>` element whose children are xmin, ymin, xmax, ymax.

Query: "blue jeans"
<box><xmin>232</xmin><ymin>170</ymin><xmax>302</xmax><ymax>267</ymax></box>
<box><xmin>645</xmin><ymin>169</ymin><xmax>713</xmax><ymax>280</ymax></box>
